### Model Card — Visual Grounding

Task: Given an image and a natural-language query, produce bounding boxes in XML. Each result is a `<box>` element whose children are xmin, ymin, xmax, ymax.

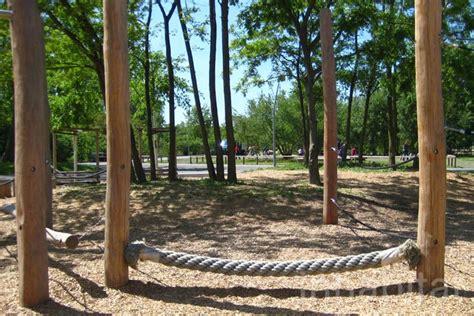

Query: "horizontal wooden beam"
<box><xmin>53</xmin><ymin>127</ymin><xmax>102</xmax><ymax>134</ymax></box>
<box><xmin>151</xmin><ymin>127</ymin><xmax>170</xmax><ymax>134</ymax></box>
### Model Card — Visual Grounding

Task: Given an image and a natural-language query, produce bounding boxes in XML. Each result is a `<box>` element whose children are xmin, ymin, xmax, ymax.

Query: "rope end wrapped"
<box><xmin>400</xmin><ymin>239</ymin><xmax>420</xmax><ymax>270</ymax></box>
<box><xmin>125</xmin><ymin>241</ymin><xmax>146</xmax><ymax>269</ymax></box>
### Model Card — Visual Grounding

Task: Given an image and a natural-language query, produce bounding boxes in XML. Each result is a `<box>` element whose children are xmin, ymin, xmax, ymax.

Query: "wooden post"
<box><xmin>320</xmin><ymin>8</ymin><xmax>338</xmax><ymax>224</ymax></box>
<box><xmin>8</xmin><ymin>0</ymin><xmax>50</xmax><ymax>306</ymax></box>
<box><xmin>104</xmin><ymin>0</ymin><xmax>130</xmax><ymax>288</ymax></box>
<box><xmin>73</xmin><ymin>133</ymin><xmax>78</xmax><ymax>173</ymax></box>
<box><xmin>415</xmin><ymin>0</ymin><xmax>446</xmax><ymax>290</ymax></box>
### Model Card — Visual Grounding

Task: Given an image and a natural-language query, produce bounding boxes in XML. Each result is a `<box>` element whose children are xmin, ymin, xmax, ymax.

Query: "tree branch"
<box><xmin>46</xmin><ymin>63</ymin><xmax>95</xmax><ymax>71</ymax></box>
<box><xmin>44</xmin><ymin>8</ymin><xmax>99</xmax><ymax>64</ymax></box>
<box><xmin>157</xmin><ymin>0</ymin><xmax>177</xmax><ymax>22</ymax></box>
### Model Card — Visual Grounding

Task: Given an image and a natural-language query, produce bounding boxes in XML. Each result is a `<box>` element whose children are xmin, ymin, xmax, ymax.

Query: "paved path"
<box><xmin>78</xmin><ymin>162</ymin><xmax>269</xmax><ymax>178</ymax></box>
<box><xmin>162</xmin><ymin>163</ymin><xmax>269</xmax><ymax>177</ymax></box>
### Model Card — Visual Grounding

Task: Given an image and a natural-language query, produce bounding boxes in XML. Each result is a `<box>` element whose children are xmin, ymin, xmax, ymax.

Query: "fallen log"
<box><xmin>0</xmin><ymin>204</ymin><xmax>79</xmax><ymax>249</ymax></box>
<box><xmin>45</xmin><ymin>228</ymin><xmax>79</xmax><ymax>249</ymax></box>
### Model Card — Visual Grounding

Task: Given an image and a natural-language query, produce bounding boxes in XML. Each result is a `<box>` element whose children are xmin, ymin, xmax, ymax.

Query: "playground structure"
<box><xmin>137</xmin><ymin>126</ymin><xmax>170</xmax><ymax>162</ymax></box>
<box><xmin>1</xmin><ymin>0</ymin><xmax>446</xmax><ymax>308</ymax></box>
<box><xmin>51</xmin><ymin>127</ymin><xmax>104</xmax><ymax>184</ymax></box>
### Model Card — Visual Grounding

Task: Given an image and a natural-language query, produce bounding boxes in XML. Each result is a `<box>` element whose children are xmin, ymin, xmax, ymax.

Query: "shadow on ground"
<box><xmin>45</xmin><ymin>171</ymin><xmax>474</xmax><ymax>257</ymax></box>
<box><xmin>119</xmin><ymin>280</ymin><xmax>473</xmax><ymax>314</ymax></box>
<box><xmin>1</xmin><ymin>171</ymin><xmax>472</xmax><ymax>313</ymax></box>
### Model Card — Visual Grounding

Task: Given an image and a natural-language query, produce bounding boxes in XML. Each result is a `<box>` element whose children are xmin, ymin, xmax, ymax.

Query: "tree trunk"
<box><xmin>320</xmin><ymin>8</ymin><xmax>338</xmax><ymax>224</ymax></box>
<box><xmin>158</xmin><ymin>1</ymin><xmax>178</xmax><ymax>181</ymax></box>
<box><xmin>302</xmin><ymin>43</ymin><xmax>321</xmax><ymax>185</ymax></box>
<box><xmin>209</xmin><ymin>0</ymin><xmax>224</xmax><ymax>181</ymax></box>
<box><xmin>392</xmin><ymin>68</ymin><xmax>399</xmax><ymax>155</ymax></box>
<box><xmin>221</xmin><ymin>0</ymin><xmax>236</xmax><ymax>183</ymax></box>
<box><xmin>387</xmin><ymin>64</ymin><xmax>397</xmax><ymax>169</ymax></box>
<box><xmin>2</xmin><ymin>80</ymin><xmax>14</xmax><ymax>162</ymax></box>
<box><xmin>2</xmin><ymin>123</ymin><xmax>14</xmax><ymax>162</ymax></box>
<box><xmin>343</xmin><ymin>32</ymin><xmax>359</xmax><ymax>162</ymax></box>
<box><xmin>130</xmin><ymin>163</ymin><xmax>137</xmax><ymax>183</ymax></box>
<box><xmin>93</xmin><ymin>59</ymin><xmax>106</xmax><ymax>104</ymax></box>
<box><xmin>144</xmin><ymin>0</ymin><xmax>157</xmax><ymax>180</ymax></box>
<box><xmin>131</xmin><ymin>126</ymin><xmax>146</xmax><ymax>183</ymax></box>
<box><xmin>177</xmin><ymin>0</ymin><xmax>216</xmax><ymax>180</ymax></box>
<box><xmin>359</xmin><ymin>66</ymin><xmax>376</xmax><ymax>164</ymax></box>
<box><xmin>296</xmin><ymin>55</ymin><xmax>309</xmax><ymax>166</ymax></box>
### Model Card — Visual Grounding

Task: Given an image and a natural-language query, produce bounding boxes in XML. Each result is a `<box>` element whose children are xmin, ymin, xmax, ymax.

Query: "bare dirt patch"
<box><xmin>1</xmin><ymin>169</ymin><xmax>473</xmax><ymax>314</ymax></box>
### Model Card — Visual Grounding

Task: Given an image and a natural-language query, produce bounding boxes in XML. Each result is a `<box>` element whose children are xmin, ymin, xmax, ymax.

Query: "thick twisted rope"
<box><xmin>125</xmin><ymin>239</ymin><xmax>420</xmax><ymax>276</ymax></box>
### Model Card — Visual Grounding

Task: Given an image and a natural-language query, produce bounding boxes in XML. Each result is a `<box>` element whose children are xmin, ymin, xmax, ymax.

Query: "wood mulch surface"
<box><xmin>0</xmin><ymin>169</ymin><xmax>473</xmax><ymax>314</ymax></box>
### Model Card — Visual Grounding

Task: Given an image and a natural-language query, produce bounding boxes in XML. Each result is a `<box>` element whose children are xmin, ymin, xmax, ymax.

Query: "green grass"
<box><xmin>276</xmin><ymin>161</ymin><xmax>308</xmax><ymax>170</ymax></box>
<box><xmin>0</xmin><ymin>161</ymin><xmax>14</xmax><ymax>175</ymax></box>
<box><xmin>456</xmin><ymin>156</ymin><xmax>474</xmax><ymax>168</ymax></box>
<box><xmin>0</xmin><ymin>161</ymin><xmax>96</xmax><ymax>175</ymax></box>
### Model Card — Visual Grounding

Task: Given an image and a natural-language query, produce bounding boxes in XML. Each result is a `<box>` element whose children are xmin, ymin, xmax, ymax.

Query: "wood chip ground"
<box><xmin>1</xmin><ymin>169</ymin><xmax>473</xmax><ymax>314</ymax></box>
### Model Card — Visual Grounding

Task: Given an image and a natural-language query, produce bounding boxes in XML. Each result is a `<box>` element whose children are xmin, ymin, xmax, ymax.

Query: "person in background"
<box><xmin>351</xmin><ymin>146</ymin><xmax>358</xmax><ymax>156</ymax></box>
<box><xmin>402</xmin><ymin>142</ymin><xmax>410</xmax><ymax>161</ymax></box>
<box><xmin>340</xmin><ymin>143</ymin><xmax>347</xmax><ymax>161</ymax></box>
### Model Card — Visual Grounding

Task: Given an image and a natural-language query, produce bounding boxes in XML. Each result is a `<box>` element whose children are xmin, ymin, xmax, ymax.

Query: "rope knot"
<box><xmin>125</xmin><ymin>241</ymin><xmax>146</xmax><ymax>269</ymax></box>
<box><xmin>400</xmin><ymin>239</ymin><xmax>420</xmax><ymax>270</ymax></box>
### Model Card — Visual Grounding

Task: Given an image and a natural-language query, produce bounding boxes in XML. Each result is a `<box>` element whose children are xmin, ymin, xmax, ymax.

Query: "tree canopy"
<box><xmin>0</xmin><ymin>0</ymin><xmax>472</xmax><ymax>179</ymax></box>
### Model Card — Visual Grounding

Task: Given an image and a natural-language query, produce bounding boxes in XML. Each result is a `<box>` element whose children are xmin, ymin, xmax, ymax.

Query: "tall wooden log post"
<box><xmin>103</xmin><ymin>0</ymin><xmax>131</xmax><ymax>288</ymax></box>
<box><xmin>320</xmin><ymin>8</ymin><xmax>338</xmax><ymax>224</ymax></box>
<box><xmin>415</xmin><ymin>0</ymin><xmax>446</xmax><ymax>290</ymax></box>
<box><xmin>8</xmin><ymin>0</ymin><xmax>50</xmax><ymax>306</ymax></box>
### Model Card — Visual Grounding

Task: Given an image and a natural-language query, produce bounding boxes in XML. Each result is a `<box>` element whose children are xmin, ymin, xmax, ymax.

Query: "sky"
<box><xmin>150</xmin><ymin>0</ymin><xmax>293</xmax><ymax>124</ymax></box>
